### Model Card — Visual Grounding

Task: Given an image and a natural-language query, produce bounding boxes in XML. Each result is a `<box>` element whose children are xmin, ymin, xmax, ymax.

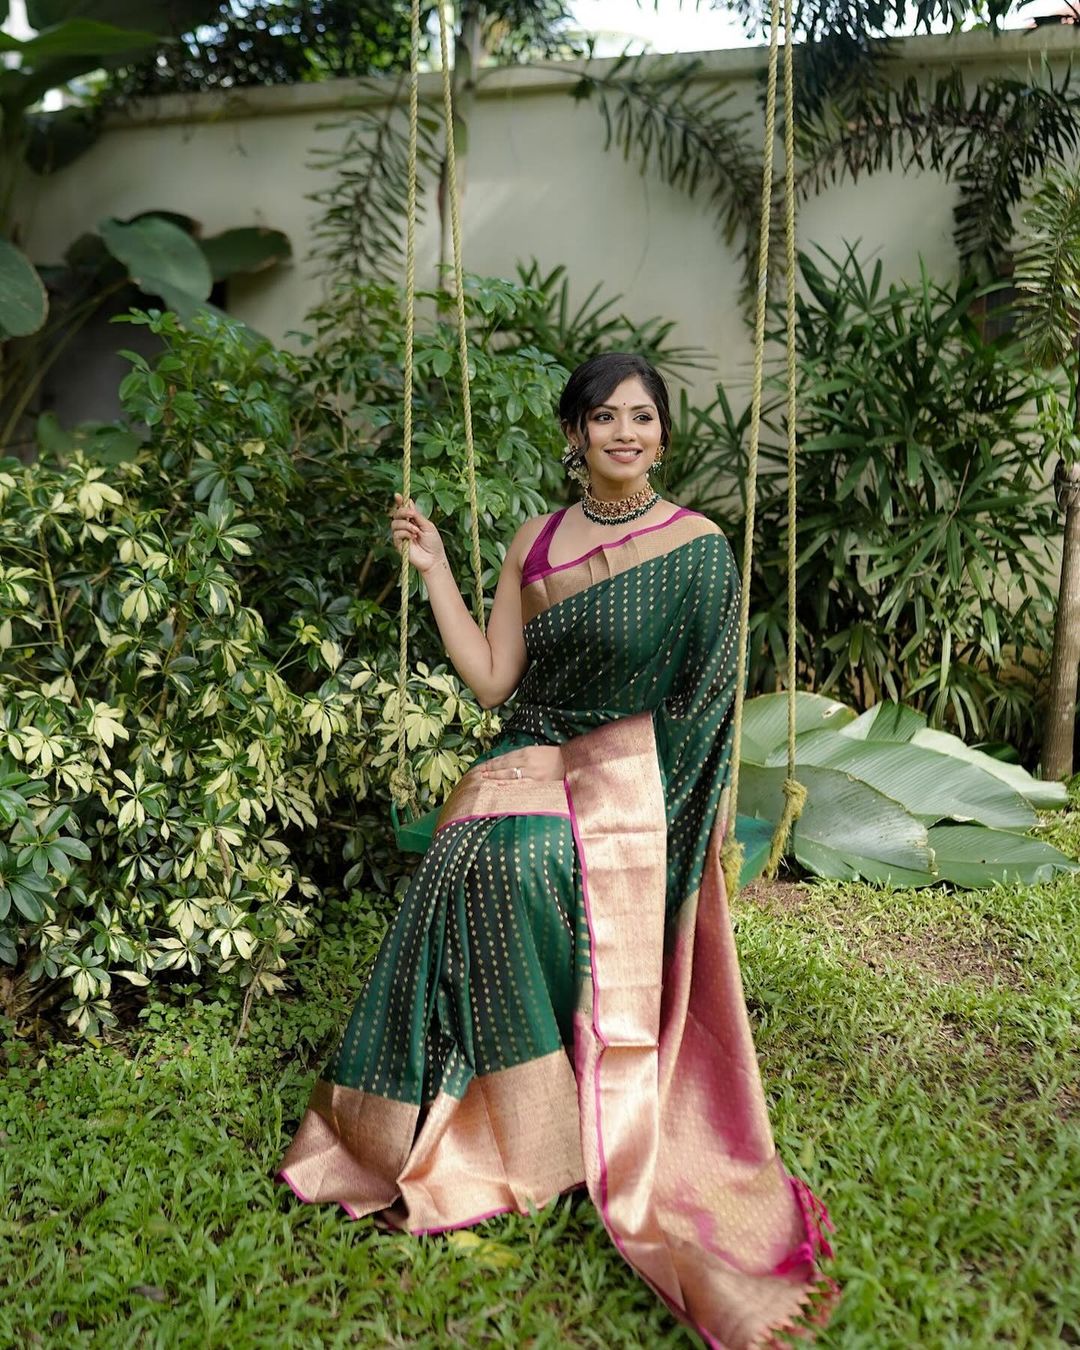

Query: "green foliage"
<box><xmin>748</xmin><ymin>248</ymin><xmax>1062</xmax><ymax>748</ymax></box>
<box><xmin>93</xmin><ymin>0</ymin><xmax>583</xmax><ymax>104</ymax></box>
<box><xmin>740</xmin><ymin>694</ymin><xmax>1075</xmax><ymax>886</ymax></box>
<box><xmin>0</xmin><ymin>273</ymin><xmax>573</xmax><ymax>1032</ymax></box>
<box><xmin>1</xmin><ymin>212</ymin><xmax>291</xmax><ymax>454</ymax></box>
<box><xmin>797</xmin><ymin>66</ymin><xmax>1080</xmax><ymax>283</ymax></box>
<box><xmin>0</xmin><ymin>237</ymin><xmax>48</xmax><ymax>339</ymax></box>
<box><xmin>1014</xmin><ymin>165</ymin><xmax>1080</xmax><ymax>391</ymax></box>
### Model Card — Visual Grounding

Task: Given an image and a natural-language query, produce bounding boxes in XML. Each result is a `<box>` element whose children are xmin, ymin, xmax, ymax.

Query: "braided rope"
<box><xmin>764</xmin><ymin>0</ymin><xmax>807</xmax><ymax>880</ymax></box>
<box><xmin>394</xmin><ymin>1</ymin><xmax>490</xmax><ymax>812</ymax></box>
<box><xmin>391</xmin><ymin>0</ymin><xmax>423</xmax><ymax>814</ymax></box>
<box><xmin>720</xmin><ymin>0</ymin><xmax>782</xmax><ymax>900</ymax></box>
<box><xmin>437</xmin><ymin>1</ymin><xmax>485</xmax><ymax>635</ymax></box>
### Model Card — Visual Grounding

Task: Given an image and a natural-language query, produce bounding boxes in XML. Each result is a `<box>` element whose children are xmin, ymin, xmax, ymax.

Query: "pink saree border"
<box><xmin>278</xmin><ymin>1168</ymin><xmax>362</xmax><ymax>1220</ymax></box>
<box><xmin>522</xmin><ymin>506</ymin><xmax>697</xmax><ymax>586</ymax></box>
<box><xmin>561</xmin><ymin>712</ymin><xmax>840</xmax><ymax>1349</ymax></box>
<box><xmin>565</xmin><ymin>766</ymin><xmax>720</xmax><ymax>1348</ymax></box>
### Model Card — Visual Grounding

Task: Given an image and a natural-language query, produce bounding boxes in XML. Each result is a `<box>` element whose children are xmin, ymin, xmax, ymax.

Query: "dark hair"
<box><xmin>558</xmin><ymin>353</ymin><xmax>672</xmax><ymax>450</ymax></box>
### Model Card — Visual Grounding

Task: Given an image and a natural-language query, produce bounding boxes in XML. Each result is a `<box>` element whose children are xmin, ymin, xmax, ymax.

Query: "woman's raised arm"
<box><xmin>389</xmin><ymin>493</ymin><xmax>545</xmax><ymax>709</ymax></box>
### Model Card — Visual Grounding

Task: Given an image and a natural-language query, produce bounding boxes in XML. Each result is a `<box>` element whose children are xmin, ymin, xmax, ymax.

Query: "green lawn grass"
<box><xmin>2</xmin><ymin>817</ymin><xmax>1078</xmax><ymax>1349</ymax></box>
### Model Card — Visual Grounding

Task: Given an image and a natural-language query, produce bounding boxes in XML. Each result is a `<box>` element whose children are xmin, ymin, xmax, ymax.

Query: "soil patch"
<box><xmin>738</xmin><ymin>879</ymin><xmax>1024</xmax><ymax>989</ymax></box>
<box><xmin>738</xmin><ymin>879</ymin><xmax>812</xmax><ymax>913</ymax></box>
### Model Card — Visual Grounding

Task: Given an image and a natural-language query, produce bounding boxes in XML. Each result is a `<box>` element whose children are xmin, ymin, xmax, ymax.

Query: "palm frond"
<box><xmin>306</xmin><ymin>80</ymin><xmax>443</xmax><ymax>288</ymax></box>
<box><xmin>1013</xmin><ymin>167</ymin><xmax>1080</xmax><ymax>370</ymax></box>
<box><xmin>797</xmin><ymin>65</ymin><xmax>1080</xmax><ymax>279</ymax></box>
<box><xmin>569</xmin><ymin>52</ymin><xmax>769</xmax><ymax>296</ymax></box>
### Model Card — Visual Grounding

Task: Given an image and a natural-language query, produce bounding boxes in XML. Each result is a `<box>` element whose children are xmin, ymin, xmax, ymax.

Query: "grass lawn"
<box><xmin>2</xmin><ymin>813</ymin><xmax>1078</xmax><ymax>1349</ymax></box>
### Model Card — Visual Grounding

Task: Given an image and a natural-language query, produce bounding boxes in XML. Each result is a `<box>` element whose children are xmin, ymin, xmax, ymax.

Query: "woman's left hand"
<box><xmin>479</xmin><ymin>746</ymin><xmax>565</xmax><ymax>782</ymax></box>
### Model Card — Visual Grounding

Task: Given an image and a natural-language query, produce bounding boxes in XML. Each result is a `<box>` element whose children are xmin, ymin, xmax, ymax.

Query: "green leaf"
<box><xmin>778</xmin><ymin>737</ymin><xmax>1035</xmax><ymax>831</ymax></box>
<box><xmin>927</xmin><ymin>824</ymin><xmax>1079</xmax><ymax>888</ymax></box>
<box><xmin>53</xmin><ymin>836</ymin><xmax>91</xmax><ymax>861</ymax></box>
<box><xmin>99</xmin><ymin>215</ymin><xmax>212</xmax><ymax>309</ymax></box>
<box><xmin>739</xmin><ymin>763</ymin><xmax>934</xmax><ymax>883</ymax></box>
<box><xmin>13</xmin><ymin>18</ymin><xmax>161</xmax><ymax>59</ymax></box>
<box><xmin>740</xmin><ymin>692</ymin><xmax>855</xmax><ymax>765</ymax></box>
<box><xmin>910</xmin><ymin>727</ymin><xmax>1068</xmax><ymax>811</ymax></box>
<box><xmin>199</xmin><ymin>227</ymin><xmax>291</xmax><ymax>282</ymax></box>
<box><xmin>10</xmin><ymin>880</ymin><xmax>46</xmax><ymax>921</ymax></box>
<box><xmin>0</xmin><ymin>238</ymin><xmax>48</xmax><ymax>338</ymax></box>
<box><xmin>837</xmin><ymin>701</ymin><xmax>928</xmax><ymax>743</ymax></box>
<box><xmin>733</xmin><ymin>813</ymin><xmax>773</xmax><ymax>888</ymax></box>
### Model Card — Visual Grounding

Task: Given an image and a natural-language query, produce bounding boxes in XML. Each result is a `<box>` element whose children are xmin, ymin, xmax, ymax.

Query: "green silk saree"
<box><xmin>279</xmin><ymin>506</ymin><xmax>840</xmax><ymax>1348</ymax></box>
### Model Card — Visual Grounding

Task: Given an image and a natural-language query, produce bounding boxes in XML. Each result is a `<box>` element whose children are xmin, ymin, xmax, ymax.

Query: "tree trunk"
<box><xmin>1041</xmin><ymin>459</ymin><xmax>1080</xmax><ymax>780</ymax></box>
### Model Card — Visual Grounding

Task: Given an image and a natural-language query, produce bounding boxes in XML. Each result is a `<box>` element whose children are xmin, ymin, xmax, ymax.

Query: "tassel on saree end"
<box><xmin>763</xmin><ymin>776</ymin><xmax>806</xmax><ymax>881</ymax></box>
<box><xmin>721</xmin><ymin>837</ymin><xmax>745</xmax><ymax>898</ymax></box>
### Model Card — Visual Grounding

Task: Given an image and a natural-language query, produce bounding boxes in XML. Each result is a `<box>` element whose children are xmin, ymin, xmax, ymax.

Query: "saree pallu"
<box><xmin>279</xmin><ymin>510</ymin><xmax>840</xmax><ymax>1349</ymax></box>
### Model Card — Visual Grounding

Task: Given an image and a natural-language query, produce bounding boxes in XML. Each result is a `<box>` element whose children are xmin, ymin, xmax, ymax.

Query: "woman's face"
<box><xmin>570</xmin><ymin>376</ymin><xmax>664</xmax><ymax>496</ymax></box>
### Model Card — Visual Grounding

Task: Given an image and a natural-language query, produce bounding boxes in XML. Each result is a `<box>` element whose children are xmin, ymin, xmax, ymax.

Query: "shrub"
<box><xmin>0</xmin><ymin>277</ymin><xmax>570</xmax><ymax>1034</ymax></box>
<box><xmin>746</xmin><ymin>248</ymin><xmax>1062</xmax><ymax>749</ymax></box>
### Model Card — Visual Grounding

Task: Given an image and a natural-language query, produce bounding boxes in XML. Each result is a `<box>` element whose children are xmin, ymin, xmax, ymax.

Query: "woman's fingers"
<box><xmin>391</xmin><ymin>493</ymin><xmax>425</xmax><ymax>524</ymax></box>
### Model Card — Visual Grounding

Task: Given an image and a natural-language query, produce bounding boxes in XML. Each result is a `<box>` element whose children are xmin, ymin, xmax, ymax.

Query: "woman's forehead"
<box><xmin>592</xmin><ymin>377</ymin><xmax>656</xmax><ymax>409</ymax></box>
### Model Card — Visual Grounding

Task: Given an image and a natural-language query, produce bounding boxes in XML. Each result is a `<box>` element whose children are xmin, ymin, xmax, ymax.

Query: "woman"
<box><xmin>278</xmin><ymin>353</ymin><xmax>839</xmax><ymax>1348</ymax></box>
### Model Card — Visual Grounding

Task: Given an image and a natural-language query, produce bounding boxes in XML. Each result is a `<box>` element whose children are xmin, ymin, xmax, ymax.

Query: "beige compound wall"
<box><xmin>14</xmin><ymin>26</ymin><xmax>1080</xmax><ymax>415</ymax></box>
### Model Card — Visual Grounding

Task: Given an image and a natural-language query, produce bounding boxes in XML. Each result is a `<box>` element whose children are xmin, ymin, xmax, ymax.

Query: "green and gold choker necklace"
<box><xmin>581</xmin><ymin>482</ymin><xmax>660</xmax><ymax>525</ymax></box>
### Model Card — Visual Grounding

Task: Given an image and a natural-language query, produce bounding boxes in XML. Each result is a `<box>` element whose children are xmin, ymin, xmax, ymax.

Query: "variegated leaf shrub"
<box><xmin>0</xmin><ymin>279</ymin><xmax>567</xmax><ymax>1034</ymax></box>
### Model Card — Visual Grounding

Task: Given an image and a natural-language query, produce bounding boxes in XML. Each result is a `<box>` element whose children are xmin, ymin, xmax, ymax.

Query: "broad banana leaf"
<box><xmin>911</xmin><ymin>728</ymin><xmax>1067</xmax><ymax>811</ymax></box>
<box><xmin>739</xmin><ymin>763</ymin><xmax>935</xmax><ymax>884</ymax></box>
<box><xmin>837</xmin><ymin>700</ymin><xmax>927</xmax><ymax>742</ymax></box>
<box><xmin>739</xmin><ymin>692</ymin><xmax>854</xmax><ymax>765</ymax></box>
<box><xmin>927</xmin><ymin>824</ymin><xmax>1078</xmax><ymax>887</ymax></box>
<box><xmin>6</xmin><ymin>18</ymin><xmax>160</xmax><ymax>58</ymax></box>
<box><xmin>770</xmin><ymin>737</ymin><xmax>1035</xmax><ymax>831</ymax></box>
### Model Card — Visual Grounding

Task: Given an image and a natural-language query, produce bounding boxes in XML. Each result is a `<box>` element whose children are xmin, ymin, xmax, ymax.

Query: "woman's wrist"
<box><xmin>422</xmin><ymin>556</ymin><xmax>453</xmax><ymax>583</ymax></box>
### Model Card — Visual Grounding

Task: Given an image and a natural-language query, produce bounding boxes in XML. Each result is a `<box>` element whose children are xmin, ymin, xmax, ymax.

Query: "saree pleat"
<box><xmin>279</xmin><ymin>514</ymin><xmax>840</xmax><ymax>1347</ymax></box>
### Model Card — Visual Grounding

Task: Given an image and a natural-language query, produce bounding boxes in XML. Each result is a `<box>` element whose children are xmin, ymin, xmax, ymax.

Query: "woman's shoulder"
<box><xmin>665</xmin><ymin>504</ymin><xmax>725</xmax><ymax>536</ymax></box>
<box><xmin>513</xmin><ymin>509</ymin><xmax>559</xmax><ymax>549</ymax></box>
<box><xmin>506</xmin><ymin>508</ymin><xmax>563</xmax><ymax>572</ymax></box>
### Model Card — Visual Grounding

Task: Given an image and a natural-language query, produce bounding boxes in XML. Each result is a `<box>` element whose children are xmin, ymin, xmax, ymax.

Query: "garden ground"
<box><xmin>2</xmin><ymin>813</ymin><xmax>1078</xmax><ymax>1349</ymax></box>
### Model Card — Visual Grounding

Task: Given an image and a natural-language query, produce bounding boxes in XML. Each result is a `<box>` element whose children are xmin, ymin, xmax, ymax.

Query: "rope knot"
<box><xmin>389</xmin><ymin>763</ymin><xmax>419</xmax><ymax>813</ymax></box>
<box><xmin>764</xmin><ymin>774</ymin><xmax>807</xmax><ymax>880</ymax></box>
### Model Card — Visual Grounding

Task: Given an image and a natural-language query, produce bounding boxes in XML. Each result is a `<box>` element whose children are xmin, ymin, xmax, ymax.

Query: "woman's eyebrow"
<box><xmin>591</xmin><ymin>402</ymin><xmax>656</xmax><ymax>411</ymax></box>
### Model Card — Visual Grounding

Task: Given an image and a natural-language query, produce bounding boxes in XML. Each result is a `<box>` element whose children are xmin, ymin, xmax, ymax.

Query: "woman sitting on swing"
<box><xmin>278</xmin><ymin>351</ymin><xmax>839</xmax><ymax>1348</ymax></box>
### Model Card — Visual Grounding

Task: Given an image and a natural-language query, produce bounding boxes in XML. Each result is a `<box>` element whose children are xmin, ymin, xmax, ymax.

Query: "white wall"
<box><xmin>13</xmin><ymin>27</ymin><xmax>1080</xmax><ymax>414</ymax></box>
